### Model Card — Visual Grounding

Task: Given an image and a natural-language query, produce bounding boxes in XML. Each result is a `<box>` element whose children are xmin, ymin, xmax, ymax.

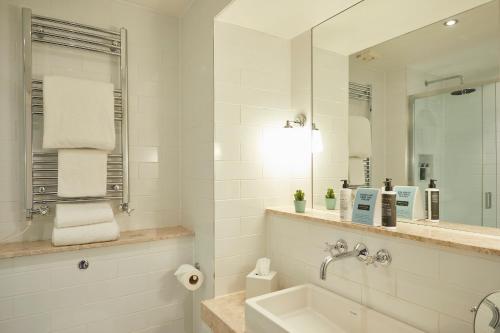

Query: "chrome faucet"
<box><xmin>319</xmin><ymin>241</ymin><xmax>391</xmax><ymax>280</ymax></box>
<box><xmin>320</xmin><ymin>241</ymin><xmax>368</xmax><ymax>280</ymax></box>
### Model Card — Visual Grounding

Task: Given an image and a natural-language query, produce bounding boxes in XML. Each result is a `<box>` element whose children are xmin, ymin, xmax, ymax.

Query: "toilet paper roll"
<box><xmin>174</xmin><ymin>264</ymin><xmax>204</xmax><ymax>291</ymax></box>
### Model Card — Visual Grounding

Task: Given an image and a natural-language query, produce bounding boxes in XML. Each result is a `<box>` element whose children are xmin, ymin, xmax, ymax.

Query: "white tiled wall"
<box><xmin>179</xmin><ymin>1</ymin><xmax>231</xmax><ymax>332</ymax></box>
<box><xmin>0</xmin><ymin>237</ymin><xmax>193</xmax><ymax>333</ymax></box>
<box><xmin>213</xmin><ymin>22</ymin><xmax>310</xmax><ymax>295</ymax></box>
<box><xmin>384</xmin><ymin>69</ymin><xmax>408</xmax><ymax>185</ymax></box>
<box><xmin>312</xmin><ymin>47</ymin><xmax>349</xmax><ymax>207</ymax></box>
<box><xmin>0</xmin><ymin>0</ymin><xmax>180</xmax><ymax>241</ymax></box>
<box><xmin>0</xmin><ymin>1</ymin><xmax>195</xmax><ymax>332</ymax></box>
<box><xmin>268</xmin><ymin>214</ymin><xmax>500</xmax><ymax>333</ymax></box>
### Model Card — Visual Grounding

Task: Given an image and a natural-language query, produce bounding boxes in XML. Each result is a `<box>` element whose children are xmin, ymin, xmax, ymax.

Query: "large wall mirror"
<box><xmin>311</xmin><ymin>0</ymin><xmax>500</xmax><ymax>227</ymax></box>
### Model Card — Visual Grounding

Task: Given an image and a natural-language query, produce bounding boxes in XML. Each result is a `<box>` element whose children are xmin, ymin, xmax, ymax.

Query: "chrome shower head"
<box><xmin>451</xmin><ymin>88</ymin><xmax>476</xmax><ymax>96</ymax></box>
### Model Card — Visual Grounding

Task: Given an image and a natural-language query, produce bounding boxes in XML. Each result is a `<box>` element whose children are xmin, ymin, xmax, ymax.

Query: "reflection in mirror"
<box><xmin>474</xmin><ymin>291</ymin><xmax>500</xmax><ymax>333</ymax></box>
<box><xmin>312</xmin><ymin>0</ymin><xmax>500</xmax><ymax>228</ymax></box>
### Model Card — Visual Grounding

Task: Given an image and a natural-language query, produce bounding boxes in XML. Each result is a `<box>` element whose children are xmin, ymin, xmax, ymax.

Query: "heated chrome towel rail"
<box><xmin>22</xmin><ymin>8</ymin><xmax>130</xmax><ymax>218</ymax></box>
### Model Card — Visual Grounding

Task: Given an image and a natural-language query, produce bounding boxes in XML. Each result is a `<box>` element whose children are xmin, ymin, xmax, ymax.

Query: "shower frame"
<box><xmin>407</xmin><ymin>79</ymin><xmax>496</xmax><ymax>186</ymax></box>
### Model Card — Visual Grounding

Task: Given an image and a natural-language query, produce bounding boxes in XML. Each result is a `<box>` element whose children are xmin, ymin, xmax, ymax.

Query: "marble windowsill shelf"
<box><xmin>201</xmin><ymin>291</ymin><xmax>245</xmax><ymax>333</ymax></box>
<box><xmin>0</xmin><ymin>225</ymin><xmax>194</xmax><ymax>259</ymax></box>
<box><xmin>267</xmin><ymin>207</ymin><xmax>500</xmax><ymax>257</ymax></box>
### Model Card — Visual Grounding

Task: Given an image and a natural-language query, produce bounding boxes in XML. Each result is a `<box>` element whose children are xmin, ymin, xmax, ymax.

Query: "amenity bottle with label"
<box><xmin>340</xmin><ymin>180</ymin><xmax>353</xmax><ymax>221</ymax></box>
<box><xmin>381</xmin><ymin>178</ymin><xmax>397</xmax><ymax>229</ymax></box>
<box><xmin>425</xmin><ymin>179</ymin><xmax>439</xmax><ymax>222</ymax></box>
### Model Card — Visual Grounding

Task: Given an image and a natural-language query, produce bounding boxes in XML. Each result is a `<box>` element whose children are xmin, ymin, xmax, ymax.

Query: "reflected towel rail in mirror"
<box><xmin>349</xmin><ymin>82</ymin><xmax>372</xmax><ymax>109</ymax></box>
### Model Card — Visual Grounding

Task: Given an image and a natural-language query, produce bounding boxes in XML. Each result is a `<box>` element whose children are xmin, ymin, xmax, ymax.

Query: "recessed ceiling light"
<box><xmin>444</xmin><ymin>19</ymin><xmax>458</xmax><ymax>26</ymax></box>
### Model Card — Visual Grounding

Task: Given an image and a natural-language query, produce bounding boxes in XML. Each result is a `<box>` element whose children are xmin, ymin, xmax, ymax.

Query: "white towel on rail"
<box><xmin>42</xmin><ymin>75</ymin><xmax>116</xmax><ymax>150</ymax></box>
<box><xmin>58</xmin><ymin>149</ymin><xmax>108</xmax><ymax>198</ymax></box>
<box><xmin>55</xmin><ymin>202</ymin><xmax>114</xmax><ymax>228</ymax></box>
<box><xmin>52</xmin><ymin>219</ymin><xmax>120</xmax><ymax>246</ymax></box>
<box><xmin>349</xmin><ymin>116</ymin><xmax>372</xmax><ymax>158</ymax></box>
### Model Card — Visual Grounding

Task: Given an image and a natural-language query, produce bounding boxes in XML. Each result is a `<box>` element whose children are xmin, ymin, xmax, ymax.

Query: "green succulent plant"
<box><xmin>325</xmin><ymin>188</ymin><xmax>336</xmax><ymax>199</ymax></box>
<box><xmin>294</xmin><ymin>189</ymin><xmax>305</xmax><ymax>201</ymax></box>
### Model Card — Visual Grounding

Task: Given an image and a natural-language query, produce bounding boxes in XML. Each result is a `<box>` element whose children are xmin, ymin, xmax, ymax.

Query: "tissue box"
<box><xmin>246</xmin><ymin>270</ymin><xmax>278</xmax><ymax>299</ymax></box>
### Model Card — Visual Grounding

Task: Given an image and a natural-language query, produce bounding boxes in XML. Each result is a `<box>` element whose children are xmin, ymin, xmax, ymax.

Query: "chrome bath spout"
<box><xmin>320</xmin><ymin>256</ymin><xmax>333</xmax><ymax>280</ymax></box>
<box><xmin>320</xmin><ymin>243</ymin><xmax>367</xmax><ymax>280</ymax></box>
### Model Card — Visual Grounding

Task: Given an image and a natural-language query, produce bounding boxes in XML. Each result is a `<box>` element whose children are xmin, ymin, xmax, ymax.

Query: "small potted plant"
<box><xmin>325</xmin><ymin>188</ymin><xmax>336</xmax><ymax>210</ymax></box>
<box><xmin>294</xmin><ymin>189</ymin><xmax>306</xmax><ymax>213</ymax></box>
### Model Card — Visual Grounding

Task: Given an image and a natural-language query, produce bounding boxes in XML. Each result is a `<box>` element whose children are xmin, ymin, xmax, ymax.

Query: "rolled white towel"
<box><xmin>52</xmin><ymin>220</ymin><xmax>120</xmax><ymax>246</ymax></box>
<box><xmin>55</xmin><ymin>202</ymin><xmax>114</xmax><ymax>228</ymax></box>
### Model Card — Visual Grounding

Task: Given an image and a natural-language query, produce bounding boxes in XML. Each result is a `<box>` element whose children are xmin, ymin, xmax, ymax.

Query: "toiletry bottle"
<box><xmin>381</xmin><ymin>178</ymin><xmax>397</xmax><ymax>229</ymax></box>
<box><xmin>340</xmin><ymin>180</ymin><xmax>353</xmax><ymax>221</ymax></box>
<box><xmin>425</xmin><ymin>179</ymin><xmax>439</xmax><ymax>222</ymax></box>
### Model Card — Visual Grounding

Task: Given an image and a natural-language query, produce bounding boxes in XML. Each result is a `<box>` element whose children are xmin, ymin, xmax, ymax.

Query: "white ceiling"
<box><xmin>313</xmin><ymin>0</ymin><xmax>493</xmax><ymax>55</ymax></box>
<box><xmin>216</xmin><ymin>0</ymin><xmax>362</xmax><ymax>39</ymax></box>
<box><xmin>348</xmin><ymin>0</ymin><xmax>499</xmax><ymax>80</ymax></box>
<box><xmin>121</xmin><ymin>0</ymin><xmax>193</xmax><ymax>16</ymax></box>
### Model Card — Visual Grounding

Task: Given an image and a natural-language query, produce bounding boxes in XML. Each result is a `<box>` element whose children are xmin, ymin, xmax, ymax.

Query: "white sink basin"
<box><xmin>245</xmin><ymin>284</ymin><xmax>424</xmax><ymax>333</ymax></box>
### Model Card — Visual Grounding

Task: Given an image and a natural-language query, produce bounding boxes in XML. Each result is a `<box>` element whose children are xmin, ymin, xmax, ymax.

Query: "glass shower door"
<box><xmin>412</xmin><ymin>84</ymin><xmax>496</xmax><ymax>227</ymax></box>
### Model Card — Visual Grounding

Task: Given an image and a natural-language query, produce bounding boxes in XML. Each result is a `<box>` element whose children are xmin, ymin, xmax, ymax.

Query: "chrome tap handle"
<box><xmin>40</xmin><ymin>205</ymin><xmax>49</xmax><ymax>216</ymax></box>
<box><xmin>354</xmin><ymin>243</ymin><xmax>369</xmax><ymax>262</ymax></box>
<box><xmin>32</xmin><ymin>205</ymin><xmax>49</xmax><ymax>216</ymax></box>
<box><xmin>324</xmin><ymin>239</ymin><xmax>348</xmax><ymax>256</ymax></box>
<box><xmin>335</xmin><ymin>239</ymin><xmax>348</xmax><ymax>253</ymax></box>
<box><xmin>361</xmin><ymin>248</ymin><xmax>392</xmax><ymax>266</ymax></box>
<box><xmin>375</xmin><ymin>249</ymin><xmax>392</xmax><ymax>266</ymax></box>
<box><xmin>119</xmin><ymin>203</ymin><xmax>135</xmax><ymax>216</ymax></box>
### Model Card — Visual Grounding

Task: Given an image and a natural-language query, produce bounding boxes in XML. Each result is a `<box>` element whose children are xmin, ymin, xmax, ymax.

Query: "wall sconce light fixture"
<box><xmin>284</xmin><ymin>113</ymin><xmax>306</xmax><ymax>128</ymax></box>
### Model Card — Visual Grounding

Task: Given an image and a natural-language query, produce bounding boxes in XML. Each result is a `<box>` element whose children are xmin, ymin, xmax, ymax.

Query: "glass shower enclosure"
<box><xmin>411</xmin><ymin>83</ymin><xmax>498</xmax><ymax>227</ymax></box>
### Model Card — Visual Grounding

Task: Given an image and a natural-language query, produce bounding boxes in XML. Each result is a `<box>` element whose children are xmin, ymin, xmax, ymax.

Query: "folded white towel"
<box><xmin>349</xmin><ymin>157</ymin><xmax>366</xmax><ymax>186</ymax></box>
<box><xmin>55</xmin><ymin>202</ymin><xmax>114</xmax><ymax>228</ymax></box>
<box><xmin>43</xmin><ymin>75</ymin><xmax>116</xmax><ymax>150</ymax></box>
<box><xmin>58</xmin><ymin>149</ymin><xmax>107</xmax><ymax>198</ymax></box>
<box><xmin>52</xmin><ymin>220</ymin><xmax>120</xmax><ymax>246</ymax></box>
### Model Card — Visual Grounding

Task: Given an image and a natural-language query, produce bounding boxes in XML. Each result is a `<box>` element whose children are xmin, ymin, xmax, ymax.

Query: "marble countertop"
<box><xmin>0</xmin><ymin>225</ymin><xmax>194</xmax><ymax>259</ymax></box>
<box><xmin>201</xmin><ymin>291</ymin><xmax>245</xmax><ymax>333</ymax></box>
<box><xmin>267</xmin><ymin>207</ymin><xmax>500</xmax><ymax>257</ymax></box>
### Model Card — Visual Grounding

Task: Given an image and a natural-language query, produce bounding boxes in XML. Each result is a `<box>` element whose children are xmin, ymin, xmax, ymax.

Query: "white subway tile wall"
<box><xmin>312</xmin><ymin>47</ymin><xmax>349</xmax><ymax>207</ymax></box>
<box><xmin>0</xmin><ymin>0</ymin><xmax>180</xmax><ymax>241</ymax></box>
<box><xmin>180</xmin><ymin>1</ymin><xmax>232</xmax><ymax>332</ymax></box>
<box><xmin>0</xmin><ymin>1</ymin><xmax>191</xmax><ymax>332</ymax></box>
<box><xmin>268</xmin><ymin>214</ymin><xmax>500</xmax><ymax>333</ymax></box>
<box><xmin>213</xmin><ymin>22</ymin><xmax>311</xmax><ymax>295</ymax></box>
<box><xmin>0</xmin><ymin>238</ymin><xmax>193</xmax><ymax>333</ymax></box>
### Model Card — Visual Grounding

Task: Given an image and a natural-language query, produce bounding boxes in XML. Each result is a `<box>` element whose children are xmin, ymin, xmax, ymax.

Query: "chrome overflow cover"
<box><xmin>78</xmin><ymin>259</ymin><xmax>89</xmax><ymax>270</ymax></box>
